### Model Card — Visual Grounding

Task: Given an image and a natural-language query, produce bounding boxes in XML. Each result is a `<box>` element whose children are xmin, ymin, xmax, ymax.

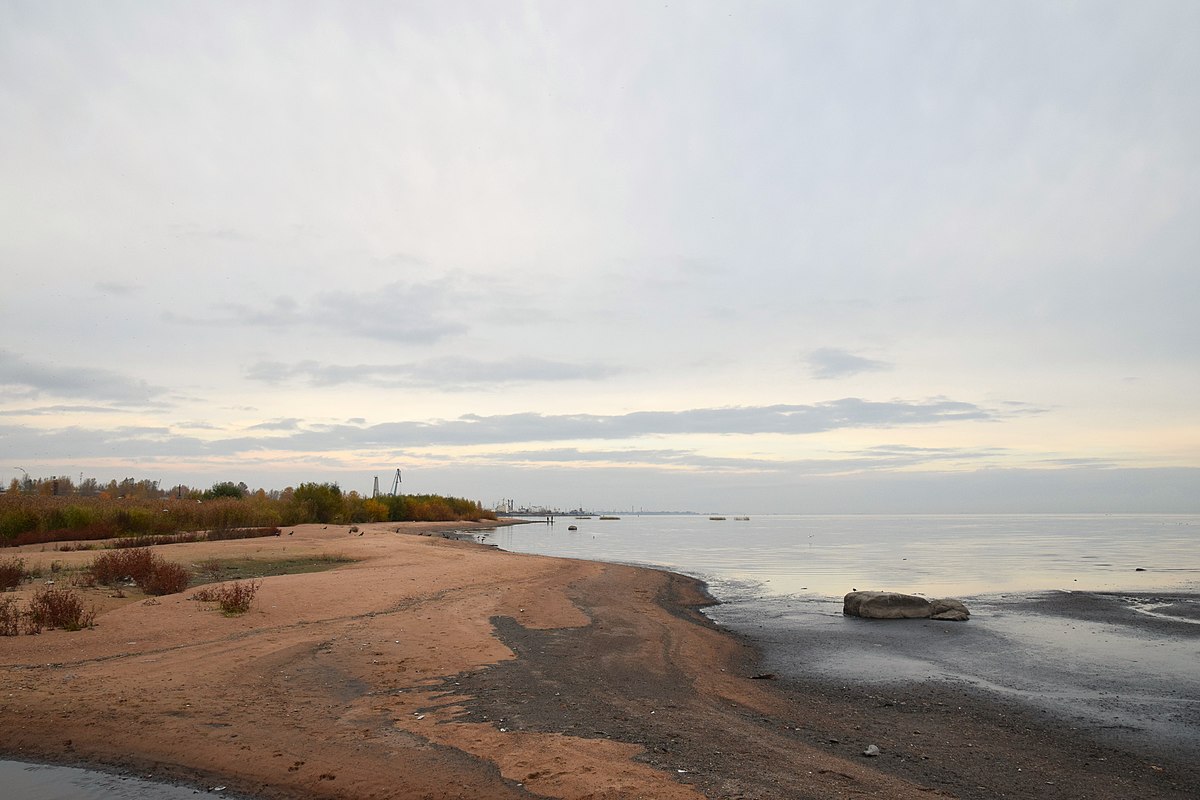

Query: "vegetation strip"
<box><xmin>2</xmin><ymin>476</ymin><xmax>495</xmax><ymax>548</ymax></box>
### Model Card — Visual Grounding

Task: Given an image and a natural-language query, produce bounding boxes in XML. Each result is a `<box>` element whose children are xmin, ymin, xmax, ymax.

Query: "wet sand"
<box><xmin>1</xmin><ymin>522</ymin><xmax>1196</xmax><ymax>799</ymax></box>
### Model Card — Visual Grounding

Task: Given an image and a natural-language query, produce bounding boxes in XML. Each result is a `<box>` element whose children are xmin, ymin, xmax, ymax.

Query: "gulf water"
<box><xmin>478</xmin><ymin>514</ymin><xmax>1200</xmax><ymax>599</ymax></box>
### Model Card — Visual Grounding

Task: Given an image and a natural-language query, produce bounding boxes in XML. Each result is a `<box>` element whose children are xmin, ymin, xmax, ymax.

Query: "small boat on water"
<box><xmin>710</xmin><ymin>516</ymin><xmax>726</xmax><ymax>521</ymax></box>
<box><xmin>735</xmin><ymin>516</ymin><xmax>750</xmax><ymax>521</ymax></box>
<box><xmin>567</xmin><ymin>525</ymin><xmax>578</xmax><ymax>531</ymax></box>
<box><xmin>599</xmin><ymin>515</ymin><xmax>620</xmax><ymax>520</ymax></box>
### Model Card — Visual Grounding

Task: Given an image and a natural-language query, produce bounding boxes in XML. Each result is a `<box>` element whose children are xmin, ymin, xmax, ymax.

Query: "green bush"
<box><xmin>292</xmin><ymin>482</ymin><xmax>342</xmax><ymax>524</ymax></box>
<box><xmin>0</xmin><ymin>508</ymin><xmax>39</xmax><ymax>541</ymax></box>
<box><xmin>203</xmin><ymin>481</ymin><xmax>246</xmax><ymax>500</ymax></box>
<box><xmin>62</xmin><ymin>505</ymin><xmax>97</xmax><ymax>529</ymax></box>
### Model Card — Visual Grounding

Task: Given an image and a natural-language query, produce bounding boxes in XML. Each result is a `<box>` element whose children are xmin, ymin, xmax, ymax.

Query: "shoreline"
<box><xmin>711</xmin><ymin>588</ymin><xmax>1200</xmax><ymax>798</ymax></box>
<box><xmin>1</xmin><ymin>522</ymin><xmax>1196</xmax><ymax>798</ymax></box>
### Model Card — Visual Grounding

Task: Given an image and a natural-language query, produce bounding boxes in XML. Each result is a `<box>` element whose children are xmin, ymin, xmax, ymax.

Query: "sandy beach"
<box><xmin>1</xmin><ymin>522</ymin><xmax>1196</xmax><ymax>799</ymax></box>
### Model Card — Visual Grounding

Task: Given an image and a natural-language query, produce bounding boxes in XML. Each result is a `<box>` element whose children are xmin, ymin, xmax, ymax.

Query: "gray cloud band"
<box><xmin>0</xmin><ymin>398</ymin><xmax>1019</xmax><ymax>460</ymax></box>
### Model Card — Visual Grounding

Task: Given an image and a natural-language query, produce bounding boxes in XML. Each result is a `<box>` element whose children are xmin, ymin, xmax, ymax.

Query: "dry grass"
<box><xmin>191</xmin><ymin>580</ymin><xmax>260</xmax><ymax>615</ymax></box>
<box><xmin>107</xmin><ymin>527</ymin><xmax>280</xmax><ymax>549</ymax></box>
<box><xmin>24</xmin><ymin>586</ymin><xmax>96</xmax><ymax>632</ymax></box>
<box><xmin>137</xmin><ymin>560</ymin><xmax>190</xmax><ymax>595</ymax></box>
<box><xmin>88</xmin><ymin>549</ymin><xmax>191</xmax><ymax>596</ymax></box>
<box><xmin>0</xmin><ymin>556</ymin><xmax>27</xmax><ymax>590</ymax></box>
<box><xmin>0</xmin><ymin>596</ymin><xmax>21</xmax><ymax>635</ymax></box>
<box><xmin>89</xmin><ymin>549</ymin><xmax>157</xmax><ymax>585</ymax></box>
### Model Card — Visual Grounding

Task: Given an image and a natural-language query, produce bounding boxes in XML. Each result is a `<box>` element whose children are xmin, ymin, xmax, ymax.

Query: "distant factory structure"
<box><xmin>493</xmin><ymin>499</ymin><xmax>593</xmax><ymax>517</ymax></box>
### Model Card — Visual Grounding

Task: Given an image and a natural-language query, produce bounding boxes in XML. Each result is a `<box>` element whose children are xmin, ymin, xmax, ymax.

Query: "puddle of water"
<box><xmin>0</xmin><ymin>760</ymin><xmax>233</xmax><ymax>800</ymax></box>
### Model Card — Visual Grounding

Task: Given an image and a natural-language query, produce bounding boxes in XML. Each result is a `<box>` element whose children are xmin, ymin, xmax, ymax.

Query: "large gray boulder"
<box><xmin>929</xmin><ymin>597</ymin><xmax>970</xmax><ymax>621</ymax></box>
<box><xmin>843</xmin><ymin>591</ymin><xmax>969</xmax><ymax>621</ymax></box>
<box><xmin>843</xmin><ymin>591</ymin><xmax>931</xmax><ymax>619</ymax></box>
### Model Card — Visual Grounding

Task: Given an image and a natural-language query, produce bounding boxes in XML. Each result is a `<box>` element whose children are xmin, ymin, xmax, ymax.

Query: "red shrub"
<box><xmin>9</xmin><ymin>523</ymin><xmax>119</xmax><ymax>548</ymax></box>
<box><xmin>89</xmin><ymin>549</ymin><xmax>156</xmax><ymax>585</ymax></box>
<box><xmin>88</xmin><ymin>549</ymin><xmax>190</xmax><ymax>595</ymax></box>
<box><xmin>191</xmin><ymin>580</ymin><xmax>259</xmax><ymax>615</ymax></box>
<box><xmin>26</xmin><ymin>587</ymin><xmax>95</xmax><ymax>632</ymax></box>
<box><xmin>139</xmin><ymin>560</ymin><xmax>190</xmax><ymax>595</ymax></box>
<box><xmin>0</xmin><ymin>556</ymin><xmax>26</xmax><ymax>590</ymax></box>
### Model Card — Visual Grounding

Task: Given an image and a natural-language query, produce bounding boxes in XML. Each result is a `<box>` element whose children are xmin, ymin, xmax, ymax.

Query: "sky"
<box><xmin>1</xmin><ymin>1</ymin><xmax>1198</xmax><ymax>513</ymax></box>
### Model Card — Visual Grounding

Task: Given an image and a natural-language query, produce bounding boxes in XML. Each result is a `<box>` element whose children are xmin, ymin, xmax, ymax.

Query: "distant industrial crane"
<box><xmin>372</xmin><ymin>469</ymin><xmax>403</xmax><ymax>498</ymax></box>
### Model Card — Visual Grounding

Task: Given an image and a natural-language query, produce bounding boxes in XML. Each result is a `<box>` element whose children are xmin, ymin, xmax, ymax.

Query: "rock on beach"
<box><xmin>843</xmin><ymin>591</ymin><xmax>970</xmax><ymax>621</ymax></box>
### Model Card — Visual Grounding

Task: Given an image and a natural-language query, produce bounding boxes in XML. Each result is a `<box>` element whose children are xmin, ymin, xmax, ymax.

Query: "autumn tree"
<box><xmin>292</xmin><ymin>482</ymin><xmax>342</xmax><ymax>523</ymax></box>
<box><xmin>204</xmin><ymin>481</ymin><xmax>247</xmax><ymax>500</ymax></box>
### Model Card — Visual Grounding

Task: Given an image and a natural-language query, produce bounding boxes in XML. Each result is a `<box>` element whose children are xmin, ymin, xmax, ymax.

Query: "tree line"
<box><xmin>1</xmin><ymin>476</ymin><xmax>495</xmax><ymax>546</ymax></box>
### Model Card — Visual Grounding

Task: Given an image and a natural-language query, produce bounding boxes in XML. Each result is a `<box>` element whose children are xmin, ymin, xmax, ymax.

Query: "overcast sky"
<box><xmin>2</xmin><ymin>1</ymin><xmax>1197</xmax><ymax>512</ymax></box>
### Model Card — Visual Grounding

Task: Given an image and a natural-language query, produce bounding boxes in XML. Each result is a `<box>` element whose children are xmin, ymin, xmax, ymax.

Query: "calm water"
<box><xmin>0</xmin><ymin>760</ymin><xmax>232</xmax><ymax>800</ymax></box>
<box><xmin>479</xmin><ymin>514</ymin><xmax>1200</xmax><ymax>599</ymax></box>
